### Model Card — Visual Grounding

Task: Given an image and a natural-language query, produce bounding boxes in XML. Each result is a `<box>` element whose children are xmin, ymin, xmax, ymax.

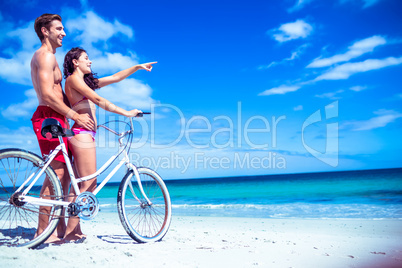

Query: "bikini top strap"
<box><xmin>72</xmin><ymin>96</ymin><xmax>88</xmax><ymax>108</ymax></box>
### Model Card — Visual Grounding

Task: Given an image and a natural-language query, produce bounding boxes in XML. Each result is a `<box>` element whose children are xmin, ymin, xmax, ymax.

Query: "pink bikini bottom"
<box><xmin>67</xmin><ymin>127</ymin><xmax>96</xmax><ymax>141</ymax></box>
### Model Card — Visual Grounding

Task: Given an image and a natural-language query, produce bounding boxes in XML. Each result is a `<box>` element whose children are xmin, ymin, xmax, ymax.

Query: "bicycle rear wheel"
<box><xmin>0</xmin><ymin>149</ymin><xmax>63</xmax><ymax>248</ymax></box>
<box><xmin>117</xmin><ymin>167</ymin><xmax>172</xmax><ymax>243</ymax></box>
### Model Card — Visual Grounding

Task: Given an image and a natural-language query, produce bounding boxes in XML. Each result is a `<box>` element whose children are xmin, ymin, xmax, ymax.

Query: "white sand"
<box><xmin>1</xmin><ymin>213</ymin><xmax>401</xmax><ymax>267</ymax></box>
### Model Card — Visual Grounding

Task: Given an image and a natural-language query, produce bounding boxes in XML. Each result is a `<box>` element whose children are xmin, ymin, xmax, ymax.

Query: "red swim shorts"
<box><xmin>31</xmin><ymin>106</ymin><xmax>70</xmax><ymax>163</ymax></box>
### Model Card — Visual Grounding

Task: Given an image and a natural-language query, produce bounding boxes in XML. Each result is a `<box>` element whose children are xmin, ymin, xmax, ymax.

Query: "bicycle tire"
<box><xmin>117</xmin><ymin>167</ymin><xmax>172</xmax><ymax>243</ymax></box>
<box><xmin>0</xmin><ymin>148</ymin><xmax>63</xmax><ymax>248</ymax></box>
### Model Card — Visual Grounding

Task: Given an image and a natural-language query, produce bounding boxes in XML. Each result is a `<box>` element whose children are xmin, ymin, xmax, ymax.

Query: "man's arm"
<box><xmin>37</xmin><ymin>53</ymin><xmax>94</xmax><ymax>129</ymax></box>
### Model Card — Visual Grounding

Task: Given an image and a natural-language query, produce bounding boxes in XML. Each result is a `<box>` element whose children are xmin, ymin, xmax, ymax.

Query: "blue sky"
<box><xmin>0</xmin><ymin>0</ymin><xmax>401</xmax><ymax>180</ymax></box>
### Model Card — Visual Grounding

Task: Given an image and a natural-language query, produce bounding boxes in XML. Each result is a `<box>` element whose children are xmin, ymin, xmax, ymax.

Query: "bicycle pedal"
<box><xmin>68</xmin><ymin>203</ymin><xmax>80</xmax><ymax>217</ymax></box>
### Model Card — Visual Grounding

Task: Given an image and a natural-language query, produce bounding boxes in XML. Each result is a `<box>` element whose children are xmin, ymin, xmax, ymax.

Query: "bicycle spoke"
<box><xmin>14</xmin><ymin>158</ymin><xmax>21</xmax><ymax>188</ymax></box>
<box><xmin>1</xmin><ymin>158</ymin><xmax>12</xmax><ymax>183</ymax></box>
<box><xmin>0</xmin><ymin>150</ymin><xmax>63</xmax><ymax>248</ymax></box>
<box><xmin>118</xmin><ymin>168</ymin><xmax>171</xmax><ymax>243</ymax></box>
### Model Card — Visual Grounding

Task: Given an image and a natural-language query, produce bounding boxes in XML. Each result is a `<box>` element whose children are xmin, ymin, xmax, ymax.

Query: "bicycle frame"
<box><xmin>19</xmin><ymin>117</ymin><xmax>152</xmax><ymax>208</ymax></box>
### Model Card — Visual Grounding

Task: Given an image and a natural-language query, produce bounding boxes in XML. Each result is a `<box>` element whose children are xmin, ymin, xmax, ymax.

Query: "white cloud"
<box><xmin>289</xmin><ymin>0</ymin><xmax>381</xmax><ymax>12</ymax></box>
<box><xmin>92</xmin><ymin>52</ymin><xmax>139</xmax><ymax>74</ymax></box>
<box><xmin>361</xmin><ymin>0</ymin><xmax>381</xmax><ymax>8</ymax></box>
<box><xmin>66</xmin><ymin>11</ymin><xmax>134</xmax><ymax>54</ymax></box>
<box><xmin>0</xmin><ymin>126</ymin><xmax>39</xmax><ymax>150</ymax></box>
<box><xmin>7</xmin><ymin>21</ymin><xmax>37</xmax><ymax>51</ymax></box>
<box><xmin>257</xmin><ymin>62</ymin><xmax>277</xmax><ymax>70</ymax></box>
<box><xmin>0</xmin><ymin>21</ymin><xmax>37</xmax><ymax>85</ymax></box>
<box><xmin>1</xmin><ymin>89</ymin><xmax>38</xmax><ymax>119</ymax></box>
<box><xmin>340</xmin><ymin>0</ymin><xmax>382</xmax><ymax>8</ymax></box>
<box><xmin>349</xmin><ymin>85</ymin><xmax>367</xmax><ymax>92</ymax></box>
<box><xmin>258</xmin><ymin>44</ymin><xmax>309</xmax><ymax>70</ymax></box>
<box><xmin>315</xmin><ymin>89</ymin><xmax>344</xmax><ymax>99</ymax></box>
<box><xmin>97</xmin><ymin>78</ymin><xmax>157</xmax><ymax>110</ymax></box>
<box><xmin>288</xmin><ymin>0</ymin><xmax>315</xmax><ymax>12</ymax></box>
<box><xmin>293</xmin><ymin>105</ymin><xmax>303</xmax><ymax>111</ymax></box>
<box><xmin>271</xmin><ymin>20</ymin><xmax>313</xmax><ymax>43</ymax></box>
<box><xmin>0</xmin><ymin>51</ymin><xmax>33</xmax><ymax>85</ymax></box>
<box><xmin>342</xmin><ymin>109</ymin><xmax>402</xmax><ymax>131</ymax></box>
<box><xmin>307</xmin><ymin>35</ymin><xmax>386</xmax><ymax>68</ymax></box>
<box><xmin>258</xmin><ymin>85</ymin><xmax>300</xmax><ymax>96</ymax></box>
<box><xmin>314</xmin><ymin>56</ymin><xmax>402</xmax><ymax>81</ymax></box>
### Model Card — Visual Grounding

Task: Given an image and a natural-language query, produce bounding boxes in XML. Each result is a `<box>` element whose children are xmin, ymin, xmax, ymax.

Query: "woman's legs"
<box><xmin>64</xmin><ymin>133</ymin><xmax>97</xmax><ymax>242</ymax></box>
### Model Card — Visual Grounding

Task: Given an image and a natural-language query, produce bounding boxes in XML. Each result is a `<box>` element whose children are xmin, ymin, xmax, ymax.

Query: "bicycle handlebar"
<box><xmin>129</xmin><ymin>112</ymin><xmax>150</xmax><ymax>131</ymax></box>
<box><xmin>97</xmin><ymin>112</ymin><xmax>150</xmax><ymax>138</ymax></box>
<box><xmin>136</xmin><ymin>112</ymin><xmax>151</xmax><ymax>117</ymax></box>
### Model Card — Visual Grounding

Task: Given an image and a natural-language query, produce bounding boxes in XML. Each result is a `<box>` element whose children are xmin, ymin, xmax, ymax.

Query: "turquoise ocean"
<box><xmin>97</xmin><ymin>168</ymin><xmax>402</xmax><ymax>219</ymax></box>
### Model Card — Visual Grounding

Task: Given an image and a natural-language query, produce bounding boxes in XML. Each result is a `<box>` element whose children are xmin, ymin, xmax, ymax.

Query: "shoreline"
<box><xmin>1</xmin><ymin>214</ymin><xmax>401</xmax><ymax>267</ymax></box>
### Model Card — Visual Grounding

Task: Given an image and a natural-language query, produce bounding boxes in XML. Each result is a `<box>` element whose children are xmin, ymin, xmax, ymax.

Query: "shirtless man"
<box><xmin>30</xmin><ymin>13</ymin><xmax>94</xmax><ymax>243</ymax></box>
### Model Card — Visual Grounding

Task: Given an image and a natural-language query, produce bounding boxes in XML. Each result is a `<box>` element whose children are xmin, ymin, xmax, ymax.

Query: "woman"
<box><xmin>63</xmin><ymin>47</ymin><xmax>156</xmax><ymax>242</ymax></box>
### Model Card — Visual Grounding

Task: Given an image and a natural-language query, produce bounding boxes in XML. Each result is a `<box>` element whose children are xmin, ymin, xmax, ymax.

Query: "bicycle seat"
<box><xmin>41</xmin><ymin>118</ymin><xmax>75</xmax><ymax>139</ymax></box>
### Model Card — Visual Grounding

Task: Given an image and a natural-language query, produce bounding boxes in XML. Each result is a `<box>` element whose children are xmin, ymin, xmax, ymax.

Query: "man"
<box><xmin>31</xmin><ymin>13</ymin><xmax>94</xmax><ymax>243</ymax></box>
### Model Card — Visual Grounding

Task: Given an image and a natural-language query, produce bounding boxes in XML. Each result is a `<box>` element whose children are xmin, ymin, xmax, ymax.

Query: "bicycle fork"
<box><xmin>126</xmin><ymin>163</ymin><xmax>153</xmax><ymax>206</ymax></box>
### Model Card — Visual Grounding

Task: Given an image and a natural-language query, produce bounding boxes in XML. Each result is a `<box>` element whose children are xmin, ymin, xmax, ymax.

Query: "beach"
<box><xmin>1</xmin><ymin>213</ymin><xmax>401</xmax><ymax>268</ymax></box>
<box><xmin>1</xmin><ymin>169</ymin><xmax>401</xmax><ymax>267</ymax></box>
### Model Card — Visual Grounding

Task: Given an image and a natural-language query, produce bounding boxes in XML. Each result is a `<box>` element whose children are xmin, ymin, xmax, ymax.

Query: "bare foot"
<box><xmin>44</xmin><ymin>234</ymin><xmax>63</xmax><ymax>244</ymax></box>
<box><xmin>63</xmin><ymin>233</ymin><xmax>87</xmax><ymax>243</ymax></box>
<box><xmin>34</xmin><ymin>231</ymin><xmax>64</xmax><ymax>243</ymax></box>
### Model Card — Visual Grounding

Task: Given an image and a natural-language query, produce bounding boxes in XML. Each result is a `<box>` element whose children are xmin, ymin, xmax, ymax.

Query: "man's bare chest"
<box><xmin>54</xmin><ymin>66</ymin><xmax>63</xmax><ymax>84</ymax></box>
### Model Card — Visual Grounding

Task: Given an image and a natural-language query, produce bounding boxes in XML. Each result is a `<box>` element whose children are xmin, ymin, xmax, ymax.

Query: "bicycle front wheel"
<box><xmin>117</xmin><ymin>167</ymin><xmax>172</xmax><ymax>243</ymax></box>
<box><xmin>0</xmin><ymin>149</ymin><xmax>63</xmax><ymax>248</ymax></box>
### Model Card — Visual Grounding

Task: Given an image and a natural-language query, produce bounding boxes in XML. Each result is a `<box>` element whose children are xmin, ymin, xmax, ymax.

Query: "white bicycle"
<box><xmin>0</xmin><ymin>114</ymin><xmax>172</xmax><ymax>248</ymax></box>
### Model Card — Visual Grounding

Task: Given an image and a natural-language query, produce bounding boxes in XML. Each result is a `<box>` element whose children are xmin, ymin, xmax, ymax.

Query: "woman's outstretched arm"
<box><xmin>97</xmin><ymin>62</ymin><xmax>157</xmax><ymax>88</ymax></box>
<box><xmin>68</xmin><ymin>75</ymin><xmax>141</xmax><ymax>117</ymax></box>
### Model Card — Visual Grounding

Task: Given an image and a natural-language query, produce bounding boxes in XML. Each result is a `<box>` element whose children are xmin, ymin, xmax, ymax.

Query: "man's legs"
<box><xmin>51</xmin><ymin>161</ymin><xmax>71</xmax><ymax>238</ymax></box>
<box><xmin>37</xmin><ymin>161</ymin><xmax>70</xmax><ymax>243</ymax></box>
<box><xmin>32</xmin><ymin>109</ymin><xmax>72</xmax><ymax>242</ymax></box>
